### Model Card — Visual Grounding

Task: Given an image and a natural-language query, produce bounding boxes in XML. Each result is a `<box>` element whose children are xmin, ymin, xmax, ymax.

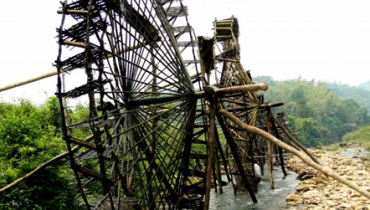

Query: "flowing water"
<box><xmin>339</xmin><ymin>146</ymin><xmax>369</xmax><ymax>160</ymax></box>
<box><xmin>209</xmin><ymin>164</ymin><xmax>300</xmax><ymax>210</ymax></box>
<box><xmin>207</xmin><ymin>146</ymin><xmax>369</xmax><ymax>210</ymax></box>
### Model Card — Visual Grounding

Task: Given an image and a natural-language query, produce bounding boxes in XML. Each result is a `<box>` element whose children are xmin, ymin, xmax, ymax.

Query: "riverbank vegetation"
<box><xmin>0</xmin><ymin>97</ymin><xmax>87</xmax><ymax>209</ymax></box>
<box><xmin>342</xmin><ymin>125</ymin><xmax>370</xmax><ymax>150</ymax></box>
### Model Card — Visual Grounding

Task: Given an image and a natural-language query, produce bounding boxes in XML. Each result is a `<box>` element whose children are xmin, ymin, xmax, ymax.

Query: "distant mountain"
<box><xmin>358</xmin><ymin>80</ymin><xmax>370</xmax><ymax>91</ymax></box>
<box><xmin>252</xmin><ymin>76</ymin><xmax>370</xmax><ymax>146</ymax></box>
<box><xmin>326</xmin><ymin>82</ymin><xmax>370</xmax><ymax>112</ymax></box>
<box><xmin>253</xmin><ymin>76</ymin><xmax>370</xmax><ymax>114</ymax></box>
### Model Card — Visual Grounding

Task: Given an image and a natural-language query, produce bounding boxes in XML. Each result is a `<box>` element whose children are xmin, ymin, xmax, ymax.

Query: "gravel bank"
<box><xmin>285</xmin><ymin>143</ymin><xmax>370</xmax><ymax>210</ymax></box>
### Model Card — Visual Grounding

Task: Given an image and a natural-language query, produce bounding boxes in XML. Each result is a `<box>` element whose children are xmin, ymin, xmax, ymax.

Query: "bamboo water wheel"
<box><xmin>55</xmin><ymin>1</ymin><xmax>298</xmax><ymax>209</ymax></box>
<box><xmin>2</xmin><ymin>1</ymin><xmax>370</xmax><ymax>208</ymax></box>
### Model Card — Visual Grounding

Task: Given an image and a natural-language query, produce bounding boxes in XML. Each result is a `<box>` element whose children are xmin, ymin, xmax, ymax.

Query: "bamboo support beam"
<box><xmin>194</xmin><ymin>83</ymin><xmax>268</xmax><ymax>99</ymax></box>
<box><xmin>68</xmin><ymin>136</ymin><xmax>97</xmax><ymax>150</ymax></box>
<box><xmin>204</xmin><ymin>88</ymin><xmax>217</xmax><ymax>209</ymax></box>
<box><xmin>214</xmin><ymin>83</ymin><xmax>268</xmax><ymax>96</ymax></box>
<box><xmin>0</xmin><ymin>38</ymin><xmax>160</xmax><ymax>93</ymax></box>
<box><xmin>218</xmin><ymin>107</ymin><xmax>370</xmax><ymax>200</ymax></box>
<box><xmin>214</xmin><ymin>58</ymin><xmax>239</xmax><ymax>63</ymax></box>
<box><xmin>62</xmin><ymin>40</ymin><xmax>86</xmax><ymax>48</ymax></box>
<box><xmin>0</xmin><ymin>70</ymin><xmax>63</xmax><ymax>92</ymax></box>
<box><xmin>215</xmin><ymin>108</ymin><xmax>257</xmax><ymax>203</ymax></box>
<box><xmin>269</xmin><ymin>112</ymin><xmax>288</xmax><ymax>176</ymax></box>
<box><xmin>266</xmin><ymin>108</ymin><xmax>274</xmax><ymax>189</ymax></box>
<box><xmin>57</xmin><ymin>9</ymin><xmax>90</xmax><ymax>15</ymax></box>
<box><xmin>75</xmin><ymin>165</ymin><xmax>104</xmax><ymax>180</ymax></box>
<box><xmin>271</xmin><ymin>115</ymin><xmax>320</xmax><ymax>164</ymax></box>
<box><xmin>0</xmin><ymin>145</ymin><xmax>79</xmax><ymax>193</ymax></box>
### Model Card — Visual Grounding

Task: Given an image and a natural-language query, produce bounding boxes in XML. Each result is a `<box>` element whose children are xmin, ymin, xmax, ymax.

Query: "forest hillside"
<box><xmin>254</xmin><ymin>76</ymin><xmax>370</xmax><ymax>147</ymax></box>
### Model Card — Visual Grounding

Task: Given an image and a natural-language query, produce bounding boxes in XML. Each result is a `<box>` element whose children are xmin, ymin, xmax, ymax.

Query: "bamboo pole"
<box><xmin>269</xmin><ymin>113</ymin><xmax>287</xmax><ymax>176</ymax></box>
<box><xmin>271</xmin><ymin>115</ymin><xmax>320</xmax><ymax>164</ymax></box>
<box><xmin>204</xmin><ymin>95</ymin><xmax>216</xmax><ymax>210</ymax></box>
<box><xmin>215</xmin><ymin>150</ymin><xmax>223</xmax><ymax>194</ymax></box>
<box><xmin>0</xmin><ymin>70</ymin><xmax>61</xmax><ymax>92</ymax></box>
<box><xmin>219</xmin><ymin>107</ymin><xmax>370</xmax><ymax>200</ymax></box>
<box><xmin>0</xmin><ymin>145</ymin><xmax>79</xmax><ymax>193</ymax></box>
<box><xmin>213</xmin><ymin>83</ymin><xmax>268</xmax><ymax>95</ymax></box>
<box><xmin>267</xmin><ymin>108</ymin><xmax>274</xmax><ymax>189</ymax></box>
<box><xmin>0</xmin><ymin>37</ymin><xmax>160</xmax><ymax>93</ymax></box>
<box><xmin>215</xmin><ymin>108</ymin><xmax>257</xmax><ymax>203</ymax></box>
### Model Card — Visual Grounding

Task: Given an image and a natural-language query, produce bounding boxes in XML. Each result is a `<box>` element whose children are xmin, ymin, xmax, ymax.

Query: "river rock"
<box><xmin>354</xmin><ymin>205</ymin><xmax>366</xmax><ymax>210</ymax></box>
<box><xmin>286</xmin><ymin>193</ymin><xmax>302</xmax><ymax>202</ymax></box>
<box><xmin>296</xmin><ymin>184</ymin><xmax>310</xmax><ymax>192</ymax></box>
<box><xmin>302</xmin><ymin>179</ymin><xmax>317</xmax><ymax>185</ymax></box>
<box><xmin>285</xmin><ymin>146</ymin><xmax>370</xmax><ymax>209</ymax></box>
<box><xmin>310</xmin><ymin>177</ymin><xmax>323</xmax><ymax>184</ymax></box>
<box><xmin>340</xmin><ymin>203</ymin><xmax>352</xmax><ymax>209</ymax></box>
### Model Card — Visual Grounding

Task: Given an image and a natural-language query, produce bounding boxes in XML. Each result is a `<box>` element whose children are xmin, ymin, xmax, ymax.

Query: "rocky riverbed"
<box><xmin>285</xmin><ymin>142</ymin><xmax>370</xmax><ymax>210</ymax></box>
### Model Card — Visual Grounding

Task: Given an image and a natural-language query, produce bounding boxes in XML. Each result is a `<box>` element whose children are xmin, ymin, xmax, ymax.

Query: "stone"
<box><xmin>286</xmin><ymin>194</ymin><xmax>302</xmax><ymax>202</ymax></box>
<box><xmin>354</xmin><ymin>205</ymin><xmax>366</xmax><ymax>210</ymax></box>
<box><xmin>301</xmin><ymin>174</ymin><xmax>315</xmax><ymax>180</ymax></box>
<box><xmin>301</xmin><ymin>190</ymin><xmax>320</xmax><ymax>199</ymax></box>
<box><xmin>339</xmin><ymin>203</ymin><xmax>352</xmax><ymax>209</ymax></box>
<box><xmin>311</xmin><ymin>177</ymin><xmax>323</xmax><ymax>184</ymax></box>
<box><xmin>303</xmin><ymin>179</ymin><xmax>317</xmax><ymax>185</ymax></box>
<box><xmin>296</xmin><ymin>184</ymin><xmax>310</xmax><ymax>192</ymax></box>
<box><xmin>326</xmin><ymin>200</ymin><xmax>336</xmax><ymax>206</ymax></box>
<box><xmin>351</xmin><ymin>191</ymin><xmax>362</xmax><ymax>198</ymax></box>
<box><xmin>285</xmin><ymin>146</ymin><xmax>370</xmax><ymax>209</ymax></box>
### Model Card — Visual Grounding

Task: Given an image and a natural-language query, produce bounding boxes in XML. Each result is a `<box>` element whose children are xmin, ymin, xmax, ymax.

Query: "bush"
<box><xmin>0</xmin><ymin>97</ymin><xmax>81</xmax><ymax>209</ymax></box>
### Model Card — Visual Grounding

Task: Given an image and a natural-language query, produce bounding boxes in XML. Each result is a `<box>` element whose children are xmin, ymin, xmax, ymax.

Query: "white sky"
<box><xmin>0</xmin><ymin>0</ymin><xmax>369</xmax><ymax>104</ymax></box>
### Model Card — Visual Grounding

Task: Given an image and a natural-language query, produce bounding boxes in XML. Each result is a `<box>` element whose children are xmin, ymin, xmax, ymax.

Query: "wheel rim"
<box><xmin>56</xmin><ymin>0</ymin><xmax>199</xmax><ymax>208</ymax></box>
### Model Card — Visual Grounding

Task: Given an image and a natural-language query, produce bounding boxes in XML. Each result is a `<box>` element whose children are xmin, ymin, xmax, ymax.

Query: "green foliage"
<box><xmin>255</xmin><ymin>76</ymin><xmax>370</xmax><ymax>147</ymax></box>
<box><xmin>326</xmin><ymin>82</ymin><xmax>370</xmax><ymax>113</ymax></box>
<box><xmin>68</xmin><ymin>102</ymin><xmax>91</xmax><ymax>138</ymax></box>
<box><xmin>324</xmin><ymin>144</ymin><xmax>340</xmax><ymax>152</ymax></box>
<box><xmin>342</xmin><ymin>123</ymin><xmax>370</xmax><ymax>150</ymax></box>
<box><xmin>0</xmin><ymin>97</ymin><xmax>82</xmax><ymax>209</ymax></box>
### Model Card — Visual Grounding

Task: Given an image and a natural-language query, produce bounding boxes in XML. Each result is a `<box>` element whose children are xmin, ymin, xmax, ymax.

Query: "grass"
<box><xmin>322</xmin><ymin>144</ymin><xmax>340</xmax><ymax>152</ymax></box>
<box><xmin>342</xmin><ymin>124</ymin><xmax>370</xmax><ymax>151</ymax></box>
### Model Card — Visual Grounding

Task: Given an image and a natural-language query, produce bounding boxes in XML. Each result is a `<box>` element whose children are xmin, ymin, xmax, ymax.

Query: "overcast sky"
<box><xmin>0</xmin><ymin>0</ymin><xmax>369</xmax><ymax>104</ymax></box>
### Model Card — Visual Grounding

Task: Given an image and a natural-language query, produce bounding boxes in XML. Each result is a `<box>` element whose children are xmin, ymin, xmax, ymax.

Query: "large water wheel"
<box><xmin>55</xmin><ymin>0</ymin><xmax>290</xmax><ymax>209</ymax></box>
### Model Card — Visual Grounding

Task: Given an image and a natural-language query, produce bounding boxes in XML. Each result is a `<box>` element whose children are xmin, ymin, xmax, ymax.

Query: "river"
<box><xmin>208</xmin><ymin>146</ymin><xmax>370</xmax><ymax>210</ymax></box>
<box><xmin>209</xmin><ymin>163</ymin><xmax>300</xmax><ymax>210</ymax></box>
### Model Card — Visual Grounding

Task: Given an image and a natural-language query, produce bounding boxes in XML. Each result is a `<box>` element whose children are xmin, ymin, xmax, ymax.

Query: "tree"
<box><xmin>0</xmin><ymin>98</ymin><xmax>82</xmax><ymax>209</ymax></box>
<box><xmin>254</xmin><ymin>76</ymin><xmax>370</xmax><ymax>147</ymax></box>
